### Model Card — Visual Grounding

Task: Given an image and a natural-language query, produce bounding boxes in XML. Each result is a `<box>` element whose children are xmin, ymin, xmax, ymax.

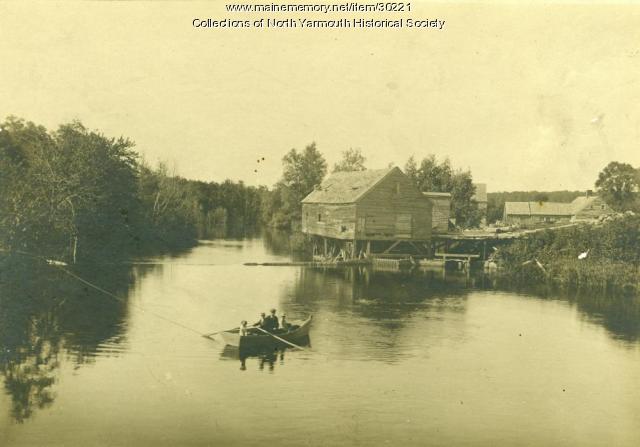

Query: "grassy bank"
<box><xmin>494</xmin><ymin>214</ymin><xmax>640</xmax><ymax>294</ymax></box>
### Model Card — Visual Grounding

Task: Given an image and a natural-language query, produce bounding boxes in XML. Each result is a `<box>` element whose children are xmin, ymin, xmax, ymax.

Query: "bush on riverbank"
<box><xmin>496</xmin><ymin>214</ymin><xmax>640</xmax><ymax>293</ymax></box>
<box><xmin>0</xmin><ymin>117</ymin><xmax>264</xmax><ymax>263</ymax></box>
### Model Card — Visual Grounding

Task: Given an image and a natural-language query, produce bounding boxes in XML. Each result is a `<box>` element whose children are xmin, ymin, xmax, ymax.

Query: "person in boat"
<box><xmin>252</xmin><ymin>312</ymin><xmax>266</xmax><ymax>328</ymax></box>
<box><xmin>280</xmin><ymin>314</ymin><xmax>290</xmax><ymax>332</ymax></box>
<box><xmin>263</xmin><ymin>308</ymin><xmax>280</xmax><ymax>332</ymax></box>
<box><xmin>239</xmin><ymin>320</ymin><xmax>248</xmax><ymax>336</ymax></box>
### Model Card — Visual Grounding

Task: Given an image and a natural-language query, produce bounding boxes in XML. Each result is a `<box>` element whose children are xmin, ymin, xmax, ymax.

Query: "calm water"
<box><xmin>2</xmin><ymin>236</ymin><xmax>640</xmax><ymax>446</ymax></box>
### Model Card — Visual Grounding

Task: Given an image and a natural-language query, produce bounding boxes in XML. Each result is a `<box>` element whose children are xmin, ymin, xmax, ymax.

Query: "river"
<box><xmin>2</xmin><ymin>235</ymin><xmax>640</xmax><ymax>446</ymax></box>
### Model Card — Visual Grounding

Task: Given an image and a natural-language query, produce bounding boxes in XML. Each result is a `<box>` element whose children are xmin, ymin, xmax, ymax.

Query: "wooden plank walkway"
<box><xmin>433</xmin><ymin>222</ymin><xmax>580</xmax><ymax>241</ymax></box>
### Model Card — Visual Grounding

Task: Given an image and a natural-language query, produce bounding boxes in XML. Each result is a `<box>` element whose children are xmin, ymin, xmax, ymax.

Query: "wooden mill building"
<box><xmin>301</xmin><ymin>167</ymin><xmax>432</xmax><ymax>259</ymax></box>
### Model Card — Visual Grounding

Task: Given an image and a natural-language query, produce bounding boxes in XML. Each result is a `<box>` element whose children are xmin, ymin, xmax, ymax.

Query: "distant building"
<box><xmin>503</xmin><ymin>201</ymin><xmax>573</xmax><ymax>224</ymax></box>
<box><xmin>301</xmin><ymin>167</ymin><xmax>432</xmax><ymax>257</ymax></box>
<box><xmin>570</xmin><ymin>195</ymin><xmax>614</xmax><ymax>220</ymax></box>
<box><xmin>472</xmin><ymin>183</ymin><xmax>488</xmax><ymax>225</ymax></box>
<box><xmin>503</xmin><ymin>193</ymin><xmax>613</xmax><ymax>224</ymax></box>
<box><xmin>422</xmin><ymin>192</ymin><xmax>451</xmax><ymax>233</ymax></box>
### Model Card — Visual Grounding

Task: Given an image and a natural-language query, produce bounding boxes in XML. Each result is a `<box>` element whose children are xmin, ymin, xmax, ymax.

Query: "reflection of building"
<box><xmin>301</xmin><ymin>167</ymin><xmax>432</xmax><ymax>258</ymax></box>
<box><xmin>472</xmin><ymin>183</ymin><xmax>488</xmax><ymax>225</ymax></box>
<box><xmin>503</xmin><ymin>193</ymin><xmax>613</xmax><ymax>224</ymax></box>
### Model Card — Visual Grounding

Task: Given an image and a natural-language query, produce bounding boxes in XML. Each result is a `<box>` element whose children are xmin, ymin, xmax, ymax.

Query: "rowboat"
<box><xmin>219</xmin><ymin>316</ymin><xmax>313</xmax><ymax>349</ymax></box>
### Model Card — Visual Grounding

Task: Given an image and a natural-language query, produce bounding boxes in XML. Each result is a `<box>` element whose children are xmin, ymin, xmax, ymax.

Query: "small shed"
<box><xmin>301</xmin><ymin>167</ymin><xmax>432</xmax><ymax>257</ymax></box>
<box><xmin>422</xmin><ymin>192</ymin><xmax>451</xmax><ymax>233</ymax></box>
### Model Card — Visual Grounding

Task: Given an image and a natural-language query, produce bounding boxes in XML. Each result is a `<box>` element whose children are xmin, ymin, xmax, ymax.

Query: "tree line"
<box><xmin>0</xmin><ymin>117</ymin><xmax>262</xmax><ymax>263</ymax></box>
<box><xmin>0</xmin><ymin>116</ymin><xmax>504</xmax><ymax>264</ymax></box>
<box><xmin>4</xmin><ymin>116</ymin><xmax>634</xmax><ymax>263</ymax></box>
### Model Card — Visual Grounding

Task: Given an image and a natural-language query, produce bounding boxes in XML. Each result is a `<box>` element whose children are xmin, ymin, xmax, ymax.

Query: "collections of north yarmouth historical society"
<box><xmin>192</xmin><ymin>17</ymin><xmax>446</xmax><ymax>29</ymax></box>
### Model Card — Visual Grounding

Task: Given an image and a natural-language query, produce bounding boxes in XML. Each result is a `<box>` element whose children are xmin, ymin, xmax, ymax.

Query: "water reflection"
<box><xmin>2</xmin><ymin>235</ymin><xmax>640</xmax><ymax>437</ymax></box>
<box><xmin>261</xmin><ymin>229</ymin><xmax>309</xmax><ymax>261</ymax></box>
<box><xmin>219</xmin><ymin>344</ymin><xmax>306</xmax><ymax>372</ymax></box>
<box><xmin>285</xmin><ymin>267</ymin><xmax>474</xmax><ymax>320</ymax></box>
<box><xmin>573</xmin><ymin>293</ymin><xmax>640</xmax><ymax>343</ymax></box>
<box><xmin>271</xmin><ymin>266</ymin><xmax>476</xmax><ymax>364</ymax></box>
<box><xmin>0</xmin><ymin>260</ymin><xmax>144</xmax><ymax>422</ymax></box>
<box><xmin>277</xmin><ymin>262</ymin><xmax>640</xmax><ymax>364</ymax></box>
<box><xmin>488</xmin><ymin>276</ymin><xmax>640</xmax><ymax>343</ymax></box>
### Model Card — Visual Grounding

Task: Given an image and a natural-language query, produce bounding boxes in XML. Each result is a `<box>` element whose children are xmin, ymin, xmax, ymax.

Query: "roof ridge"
<box><xmin>349</xmin><ymin>166</ymin><xmax>399</xmax><ymax>203</ymax></box>
<box><xmin>301</xmin><ymin>166</ymin><xmax>400</xmax><ymax>204</ymax></box>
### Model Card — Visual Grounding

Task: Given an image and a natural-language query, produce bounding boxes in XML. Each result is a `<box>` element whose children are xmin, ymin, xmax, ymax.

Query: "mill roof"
<box><xmin>301</xmin><ymin>167</ymin><xmax>398</xmax><ymax>204</ymax></box>
<box><xmin>504</xmin><ymin>201</ymin><xmax>573</xmax><ymax>216</ymax></box>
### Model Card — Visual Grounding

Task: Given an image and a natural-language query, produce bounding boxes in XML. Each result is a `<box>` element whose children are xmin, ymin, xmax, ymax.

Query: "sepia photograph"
<box><xmin>1</xmin><ymin>1</ymin><xmax>640</xmax><ymax>446</ymax></box>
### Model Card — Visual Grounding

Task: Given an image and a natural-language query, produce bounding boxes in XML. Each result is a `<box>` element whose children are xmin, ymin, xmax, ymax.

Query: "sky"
<box><xmin>1</xmin><ymin>1</ymin><xmax>639</xmax><ymax>192</ymax></box>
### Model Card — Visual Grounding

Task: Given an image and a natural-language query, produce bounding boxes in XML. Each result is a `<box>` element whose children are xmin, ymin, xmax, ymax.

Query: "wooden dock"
<box><xmin>244</xmin><ymin>259</ymin><xmax>370</xmax><ymax>267</ymax></box>
<box><xmin>372</xmin><ymin>258</ymin><xmax>414</xmax><ymax>270</ymax></box>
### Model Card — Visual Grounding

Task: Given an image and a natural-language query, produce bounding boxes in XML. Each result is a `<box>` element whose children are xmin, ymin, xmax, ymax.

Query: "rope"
<box><xmin>1</xmin><ymin>249</ymin><xmax>321</xmax><ymax>355</ymax></box>
<box><xmin>57</xmin><ymin>267</ymin><xmax>207</xmax><ymax>337</ymax></box>
<box><xmin>1</xmin><ymin>248</ymin><xmax>208</xmax><ymax>337</ymax></box>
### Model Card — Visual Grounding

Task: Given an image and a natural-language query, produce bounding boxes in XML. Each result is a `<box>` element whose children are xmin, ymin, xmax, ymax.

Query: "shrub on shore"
<box><xmin>496</xmin><ymin>214</ymin><xmax>640</xmax><ymax>293</ymax></box>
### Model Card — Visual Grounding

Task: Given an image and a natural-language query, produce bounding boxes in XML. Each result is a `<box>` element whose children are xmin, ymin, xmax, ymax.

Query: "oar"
<box><xmin>255</xmin><ymin>327</ymin><xmax>307</xmax><ymax>350</ymax></box>
<box><xmin>202</xmin><ymin>327</ymin><xmax>238</xmax><ymax>339</ymax></box>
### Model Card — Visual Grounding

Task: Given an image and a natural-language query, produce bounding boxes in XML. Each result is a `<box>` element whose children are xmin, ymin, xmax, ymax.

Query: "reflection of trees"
<box><xmin>481</xmin><ymin>275</ymin><xmax>640</xmax><ymax>343</ymax></box>
<box><xmin>281</xmin><ymin>264</ymin><xmax>640</xmax><ymax>360</ymax></box>
<box><xmin>572</xmin><ymin>292</ymin><xmax>640</xmax><ymax>343</ymax></box>
<box><xmin>261</xmin><ymin>229</ymin><xmax>291</xmax><ymax>256</ymax></box>
<box><xmin>0</xmin><ymin>307</ymin><xmax>61</xmax><ymax>422</ymax></box>
<box><xmin>278</xmin><ymin>266</ymin><xmax>473</xmax><ymax>362</ymax></box>
<box><xmin>0</xmin><ymin>260</ymin><xmax>142</xmax><ymax>421</ymax></box>
<box><xmin>56</xmin><ymin>263</ymin><xmax>135</xmax><ymax>365</ymax></box>
<box><xmin>286</xmin><ymin>266</ymin><xmax>472</xmax><ymax>316</ymax></box>
<box><xmin>261</xmin><ymin>229</ymin><xmax>309</xmax><ymax>261</ymax></box>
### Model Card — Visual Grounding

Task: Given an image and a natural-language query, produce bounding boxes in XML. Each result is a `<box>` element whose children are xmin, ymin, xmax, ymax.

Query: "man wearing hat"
<box><xmin>263</xmin><ymin>308</ymin><xmax>280</xmax><ymax>332</ymax></box>
<box><xmin>253</xmin><ymin>312</ymin><xmax>266</xmax><ymax>329</ymax></box>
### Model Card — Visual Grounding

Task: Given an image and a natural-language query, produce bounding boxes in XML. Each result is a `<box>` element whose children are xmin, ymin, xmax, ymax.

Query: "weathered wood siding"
<box><xmin>423</xmin><ymin>195</ymin><xmax>450</xmax><ymax>233</ymax></box>
<box><xmin>356</xmin><ymin>169</ymin><xmax>432</xmax><ymax>240</ymax></box>
<box><xmin>302</xmin><ymin>203</ymin><xmax>357</xmax><ymax>240</ymax></box>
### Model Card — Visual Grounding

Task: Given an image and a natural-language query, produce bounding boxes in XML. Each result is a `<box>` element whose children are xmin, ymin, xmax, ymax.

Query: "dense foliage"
<box><xmin>496</xmin><ymin>215</ymin><xmax>640</xmax><ymax>292</ymax></box>
<box><xmin>0</xmin><ymin>117</ymin><xmax>262</xmax><ymax>262</ymax></box>
<box><xmin>332</xmin><ymin>148</ymin><xmax>366</xmax><ymax>173</ymax></box>
<box><xmin>404</xmin><ymin>155</ymin><xmax>481</xmax><ymax>228</ymax></box>
<box><xmin>262</xmin><ymin>142</ymin><xmax>327</xmax><ymax>229</ymax></box>
<box><xmin>595</xmin><ymin>161</ymin><xmax>640</xmax><ymax>211</ymax></box>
